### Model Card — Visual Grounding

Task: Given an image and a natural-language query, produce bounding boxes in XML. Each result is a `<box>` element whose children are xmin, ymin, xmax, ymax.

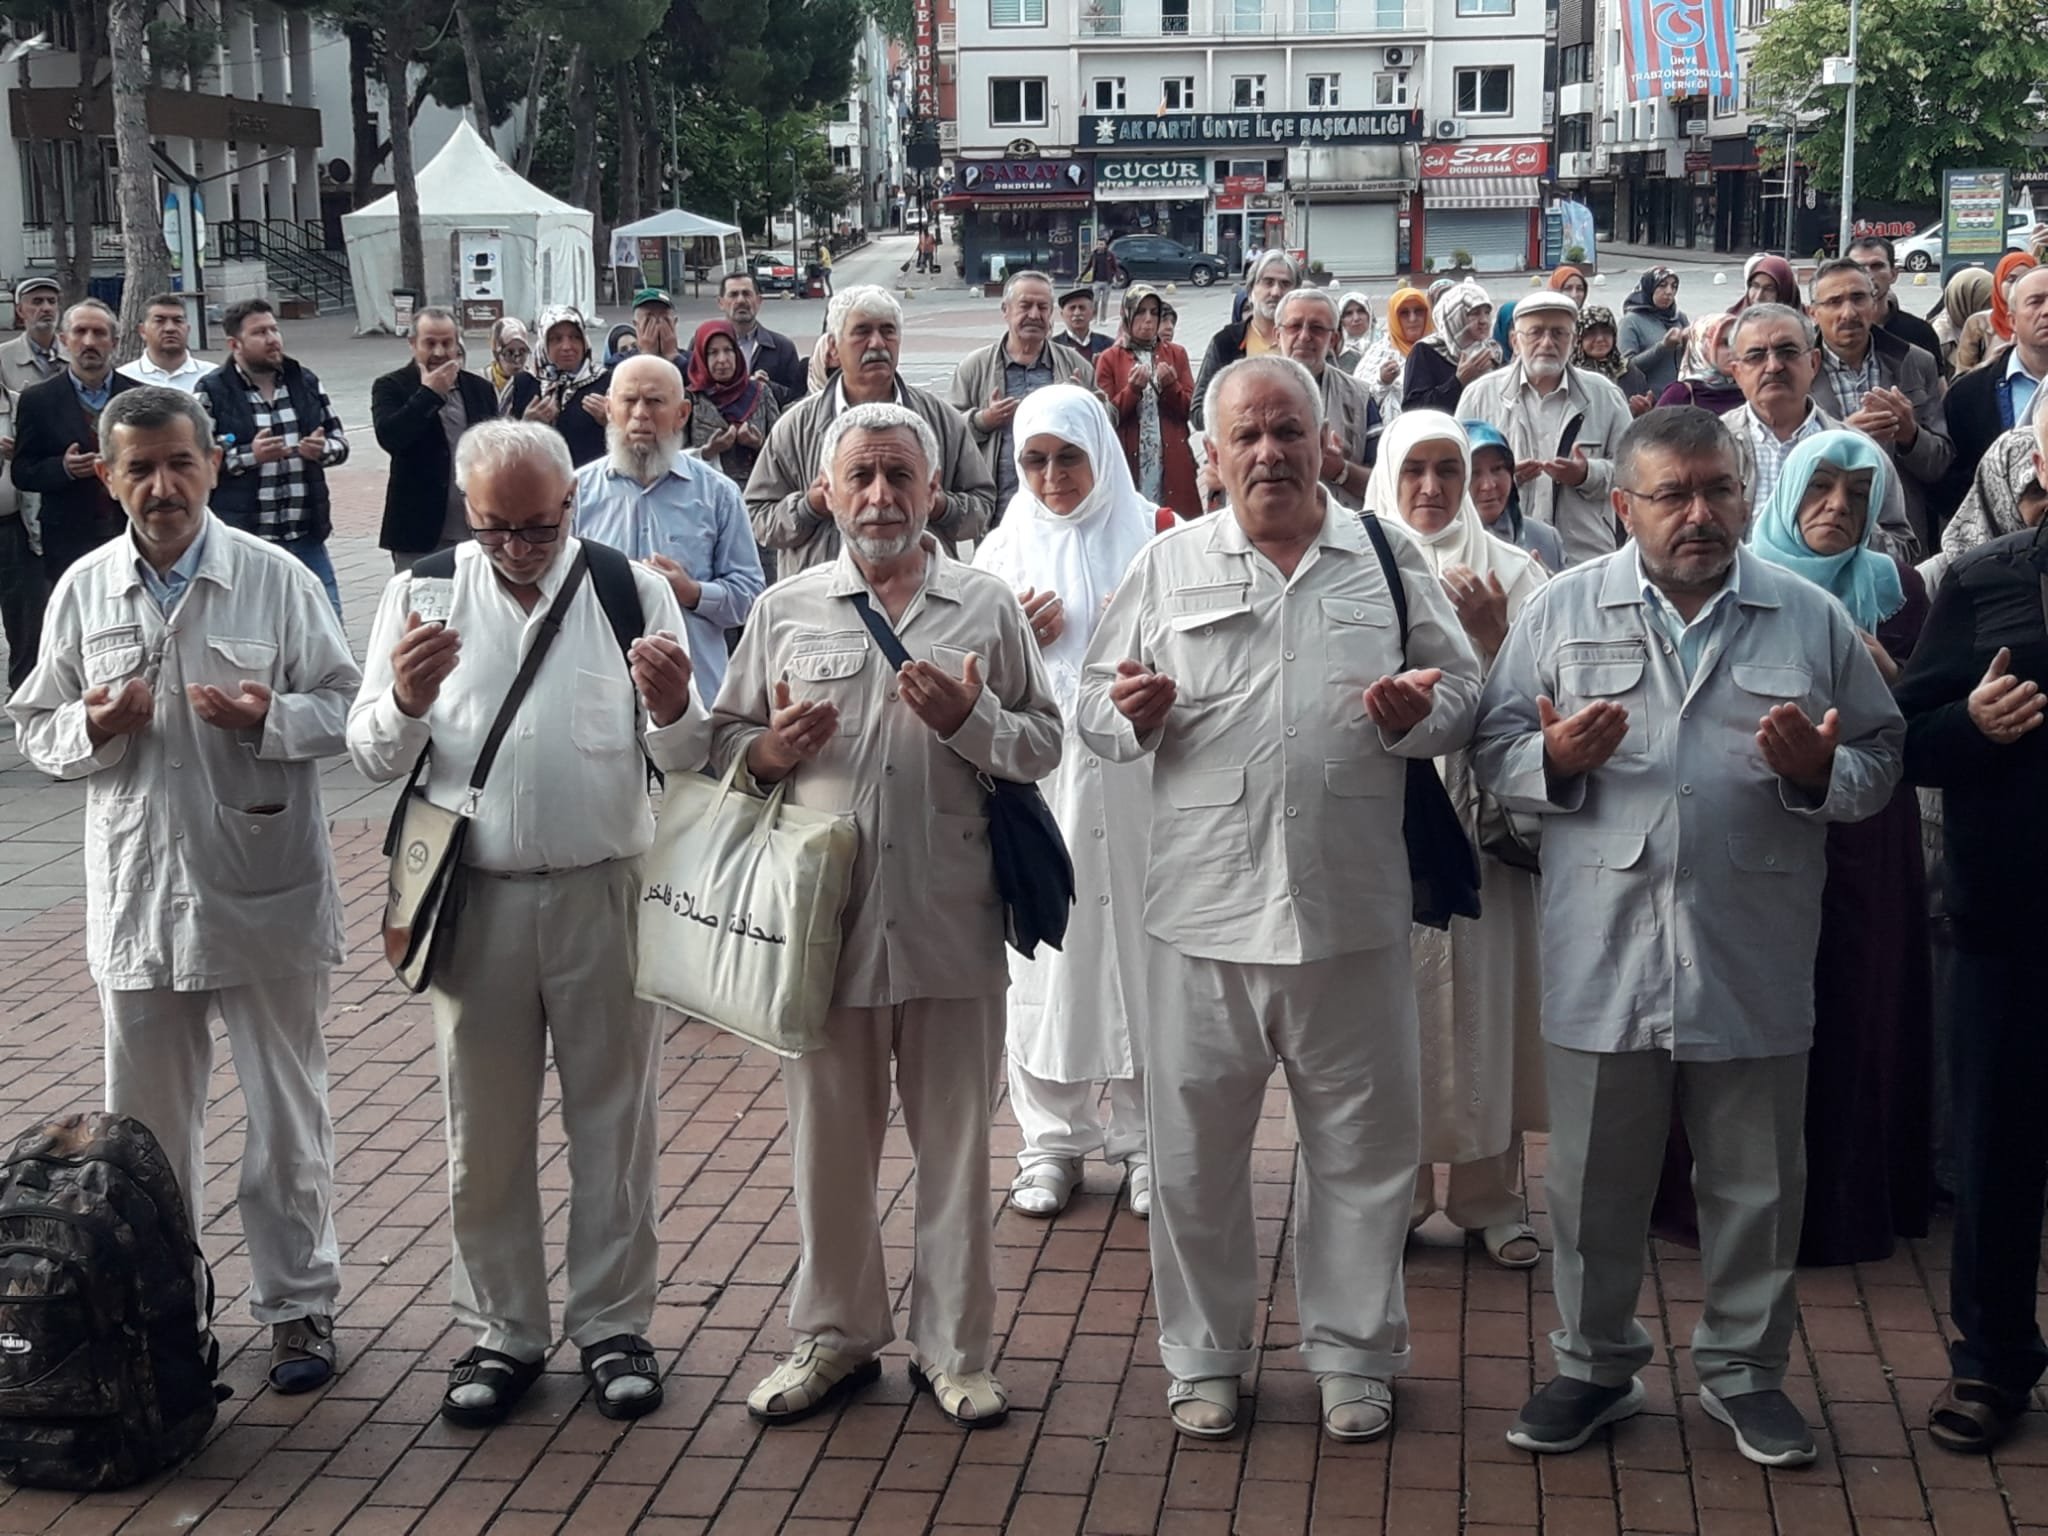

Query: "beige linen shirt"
<box><xmin>1075</xmin><ymin>501</ymin><xmax>1482</xmax><ymax>965</ymax></box>
<box><xmin>709</xmin><ymin>537</ymin><xmax>1063</xmax><ymax>1008</ymax></box>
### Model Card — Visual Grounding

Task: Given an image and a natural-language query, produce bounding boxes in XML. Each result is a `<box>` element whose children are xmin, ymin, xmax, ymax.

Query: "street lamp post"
<box><xmin>1834</xmin><ymin>0</ymin><xmax>1860</xmax><ymax>253</ymax></box>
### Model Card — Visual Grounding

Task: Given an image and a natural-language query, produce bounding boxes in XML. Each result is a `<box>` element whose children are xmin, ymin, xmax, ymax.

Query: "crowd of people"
<box><xmin>2</xmin><ymin>229</ymin><xmax>2046</xmax><ymax>1488</ymax></box>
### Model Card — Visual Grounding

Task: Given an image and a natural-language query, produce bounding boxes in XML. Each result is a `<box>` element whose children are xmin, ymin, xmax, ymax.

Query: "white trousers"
<box><xmin>783</xmin><ymin>996</ymin><xmax>1005</xmax><ymax>1377</ymax></box>
<box><xmin>1007</xmin><ymin>1060</ymin><xmax>1147</xmax><ymax>1173</ymax></box>
<box><xmin>1144</xmin><ymin>940</ymin><xmax>1420</xmax><ymax>1381</ymax></box>
<box><xmin>101</xmin><ymin>971</ymin><xmax>341</xmax><ymax>1325</ymax></box>
<box><xmin>428</xmin><ymin>860</ymin><xmax>661</xmax><ymax>1361</ymax></box>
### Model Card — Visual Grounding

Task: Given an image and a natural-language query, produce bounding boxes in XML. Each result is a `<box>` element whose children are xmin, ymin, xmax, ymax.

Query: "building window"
<box><xmin>1559</xmin><ymin>44</ymin><xmax>1592</xmax><ymax>85</ymax></box>
<box><xmin>1232</xmin><ymin>74</ymin><xmax>1268</xmax><ymax>108</ymax></box>
<box><xmin>1162</xmin><ymin>0</ymin><xmax>1190</xmax><ymax>32</ymax></box>
<box><xmin>990</xmin><ymin>77</ymin><xmax>1048</xmax><ymax>126</ymax></box>
<box><xmin>831</xmin><ymin>145</ymin><xmax>854</xmax><ymax>168</ymax></box>
<box><xmin>1230</xmin><ymin>0</ymin><xmax>1263</xmax><ymax>33</ymax></box>
<box><xmin>1453</xmin><ymin>65</ymin><xmax>1511</xmax><ymax>116</ymax></box>
<box><xmin>1081</xmin><ymin>0</ymin><xmax>1124</xmax><ymax>34</ymax></box>
<box><xmin>1712</xmin><ymin>90</ymin><xmax>1738</xmax><ymax>118</ymax></box>
<box><xmin>1303</xmin><ymin>0</ymin><xmax>1337</xmax><ymax>29</ymax></box>
<box><xmin>1744</xmin><ymin>0</ymin><xmax>1770</xmax><ymax>23</ymax></box>
<box><xmin>1307</xmin><ymin>73</ymin><xmax>1341</xmax><ymax>107</ymax></box>
<box><xmin>1092</xmin><ymin>76</ymin><xmax>1127</xmax><ymax>110</ymax></box>
<box><xmin>1559</xmin><ymin>114</ymin><xmax>1592</xmax><ymax>153</ymax></box>
<box><xmin>989</xmin><ymin>0</ymin><xmax>1046</xmax><ymax>25</ymax></box>
<box><xmin>1163</xmin><ymin>75</ymin><xmax>1197</xmax><ymax>109</ymax></box>
<box><xmin>1370</xmin><ymin>71</ymin><xmax>1410</xmax><ymax>108</ymax></box>
<box><xmin>1456</xmin><ymin>0</ymin><xmax>1513</xmax><ymax>13</ymax></box>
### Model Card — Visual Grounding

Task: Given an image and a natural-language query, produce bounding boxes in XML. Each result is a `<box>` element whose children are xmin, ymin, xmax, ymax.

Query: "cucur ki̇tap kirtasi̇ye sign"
<box><xmin>1082</xmin><ymin>111</ymin><xmax>1421</xmax><ymax>149</ymax></box>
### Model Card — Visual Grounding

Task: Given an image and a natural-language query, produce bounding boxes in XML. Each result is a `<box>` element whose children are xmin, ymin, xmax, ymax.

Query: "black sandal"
<box><xmin>580</xmin><ymin>1333</ymin><xmax>664</xmax><ymax>1421</ymax></box>
<box><xmin>1928</xmin><ymin>1377</ymin><xmax>2029</xmax><ymax>1454</ymax></box>
<box><xmin>440</xmin><ymin>1346</ymin><xmax>546</xmax><ymax>1429</ymax></box>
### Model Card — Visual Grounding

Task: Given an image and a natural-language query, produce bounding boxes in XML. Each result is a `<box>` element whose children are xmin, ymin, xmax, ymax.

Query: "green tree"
<box><xmin>1750</xmin><ymin>0</ymin><xmax>2048</xmax><ymax>204</ymax></box>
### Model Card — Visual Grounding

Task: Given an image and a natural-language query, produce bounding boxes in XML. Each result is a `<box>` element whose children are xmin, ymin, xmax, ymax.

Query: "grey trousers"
<box><xmin>1144</xmin><ymin>940</ymin><xmax>1420</xmax><ymax>1382</ymax></box>
<box><xmin>1543</xmin><ymin>1043</ymin><xmax>1808</xmax><ymax>1397</ymax></box>
<box><xmin>782</xmin><ymin>996</ymin><xmax>1006</xmax><ymax>1377</ymax></box>
<box><xmin>101</xmin><ymin>972</ymin><xmax>342</xmax><ymax>1325</ymax></box>
<box><xmin>428</xmin><ymin>859</ymin><xmax>661</xmax><ymax>1360</ymax></box>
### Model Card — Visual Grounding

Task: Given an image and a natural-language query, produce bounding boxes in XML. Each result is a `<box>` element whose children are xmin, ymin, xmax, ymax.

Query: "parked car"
<box><xmin>1894</xmin><ymin>211</ymin><xmax>2040</xmax><ymax>272</ymax></box>
<box><xmin>752</xmin><ymin>250</ymin><xmax>800</xmax><ymax>294</ymax></box>
<box><xmin>1109</xmin><ymin>235</ymin><xmax>1224</xmax><ymax>287</ymax></box>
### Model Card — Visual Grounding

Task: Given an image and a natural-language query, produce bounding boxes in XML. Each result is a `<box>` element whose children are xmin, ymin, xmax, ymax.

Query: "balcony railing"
<box><xmin>22</xmin><ymin>225</ymin><xmax>125</xmax><ymax>264</ymax></box>
<box><xmin>1081</xmin><ymin>0</ymin><xmax>1424</xmax><ymax>35</ymax></box>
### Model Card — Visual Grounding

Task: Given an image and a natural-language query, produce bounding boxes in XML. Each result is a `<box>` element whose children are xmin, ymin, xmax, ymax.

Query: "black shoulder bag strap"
<box><xmin>848</xmin><ymin>590</ymin><xmax>914</xmax><ymax>670</ymax></box>
<box><xmin>1359</xmin><ymin>510</ymin><xmax>1410</xmax><ymax>653</ymax></box>
<box><xmin>384</xmin><ymin>547</ymin><xmax>591</xmax><ymax>851</ymax></box>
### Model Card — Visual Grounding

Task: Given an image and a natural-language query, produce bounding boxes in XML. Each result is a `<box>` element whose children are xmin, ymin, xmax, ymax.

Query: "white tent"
<box><xmin>341</xmin><ymin>119</ymin><xmax>595</xmax><ymax>335</ymax></box>
<box><xmin>609</xmin><ymin>209</ymin><xmax>748</xmax><ymax>286</ymax></box>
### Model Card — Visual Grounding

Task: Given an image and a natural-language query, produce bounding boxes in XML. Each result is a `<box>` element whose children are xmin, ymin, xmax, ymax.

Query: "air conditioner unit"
<box><xmin>1383</xmin><ymin>45</ymin><xmax>1411</xmax><ymax>66</ymax></box>
<box><xmin>1434</xmin><ymin>118</ymin><xmax>1466</xmax><ymax>139</ymax></box>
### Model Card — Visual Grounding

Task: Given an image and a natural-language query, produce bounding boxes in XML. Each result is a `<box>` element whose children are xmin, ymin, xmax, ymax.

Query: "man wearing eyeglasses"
<box><xmin>9</xmin><ymin>386</ymin><xmax>362</xmax><ymax>1396</ymax></box>
<box><xmin>1272</xmin><ymin>288</ymin><xmax>1376</xmax><ymax>508</ymax></box>
<box><xmin>1721</xmin><ymin>303</ymin><xmax>1914</xmax><ymax>550</ymax></box>
<box><xmin>1457</xmin><ymin>290</ymin><xmax>1634</xmax><ymax>566</ymax></box>
<box><xmin>1474</xmin><ymin>407</ymin><xmax>1903</xmax><ymax>1470</ymax></box>
<box><xmin>346</xmin><ymin>420</ymin><xmax>710</xmax><ymax>1431</ymax></box>
<box><xmin>1806</xmin><ymin>258</ymin><xmax>1950</xmax><ymax>554</ymax></box>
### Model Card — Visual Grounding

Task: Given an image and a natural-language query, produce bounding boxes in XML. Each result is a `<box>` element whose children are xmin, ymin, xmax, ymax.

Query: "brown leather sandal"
<box><xmin>269</xmin><ymin>1314</ymin><xmax>337</xmax><ymax>1394</ymax></box>
<box><xmin>1928</xmin><ymin>1377</ymin><xmax>2028</xmax><ymax>1454</ymax></box>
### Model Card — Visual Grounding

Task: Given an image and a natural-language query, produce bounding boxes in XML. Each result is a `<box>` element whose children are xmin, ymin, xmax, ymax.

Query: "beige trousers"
<box><xmin>1144</xmin><ymin>940</ymin><xmax>1420</xmax><ymax>1382</ymax></box>
<box><xmin>428</xmin><ymin>859</ymin><xmax>661</xmax><ymax>1361</ymax></box>
<box><xmin>101</xmin><ymin>971</ymin><xmax>341</xmax><ymax>1325</ymax></box>
<box><xmin>783</xmin><ymin>996</ymin><xmax>1005</xmax><ymax>1377</ymax></box>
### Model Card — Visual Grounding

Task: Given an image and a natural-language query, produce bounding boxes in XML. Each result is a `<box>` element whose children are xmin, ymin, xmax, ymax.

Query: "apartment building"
<box><xmin>937</xmin><ymin>0</ymin><xmax>1553</xmax><ymax>279</ymax></box>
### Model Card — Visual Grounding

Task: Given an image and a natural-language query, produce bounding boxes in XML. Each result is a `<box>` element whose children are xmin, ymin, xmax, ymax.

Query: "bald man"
<box><xmin>574</xmin><ymin>355</ymin><xmax>764</xmax><ymax>699</ymax></box>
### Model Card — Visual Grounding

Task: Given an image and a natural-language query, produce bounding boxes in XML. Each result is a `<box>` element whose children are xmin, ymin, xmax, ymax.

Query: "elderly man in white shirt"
<box><xmin>115</xmin><ymin>293</ymin><xmax>212</xmax><ymax>394</ymax></box>
<box><xmin>1078</xmin><ymin>356</ymin><xmax>1483</xmax><ymax>1445</ymax></box>
<box><xmin>573</xmin><ymin>354</ymin><xmax>763</xmax><ymax>699</ymax></box>
<box><xmin>347</xmin><ymin>420</ymin><xmax>710</xmax><ymax>1430</ymax></box>
<box><xmin>9</xmin><ymin>386</ymin><xmax>361</xmax><ymax>1396</ymax></box>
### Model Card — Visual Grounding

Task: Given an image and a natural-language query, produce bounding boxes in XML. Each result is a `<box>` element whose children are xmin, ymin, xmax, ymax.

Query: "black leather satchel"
<box><xmin>1359</xmin><ymin>513</ymin><xmax>1483</xmax><ymax>931</ymax></box>
<box><xmin>849</xmin><ymin>591</ymin><xmax>1076</xmax><ymax>958</ymax></box>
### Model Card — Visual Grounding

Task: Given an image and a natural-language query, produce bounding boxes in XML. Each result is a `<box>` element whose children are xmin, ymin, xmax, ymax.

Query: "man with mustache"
<box><xmin>948</xmin><ymin>270</ymin><xmax>1096</xmax><ymax>514</ymax></box>
<box><xmin>1806</xmin><ymin>258</ymin><xmax>1950</xmax><ymax>553</ymax></box>
<box><xmin>1190</xmin><ymin>250</ymin><xmax>1299</xmax><ymax>429</ymax></box>
<box><xmin>1456</xmin><ymin>289</ymin><xmax>1634</xmax><ymax>567</ymax></box>
<box><xmin>713</xmin><ymin>402</ymin><xmax>1060</xmax><ymax>1432</ymax></box>
<box><xmin>573</xmin><ymin>355</ymin><xmax>763</xmax><ymax>698</ymax></box>
<box><xmin>1473</xmin><ymin>406</ymin><xmax>1904</xmax><ymax>1468</ymax></box>
<box><xmin>1076</xmin><ymin>356</ymin><xmax>1482</xmax><ymax>1444</ymax></box>
<box><xmin>1720</xmin><ymin>302</ymin><xmax>1913</xmax><ymax>551</ymax></box>
<box><xmin>746</xmin><ymin>285</ymin><xmax>994</xmax><ymax>580</ymax></box>
<box><xmin>9</xmin><ymin>385</ymin><xmax>360</xmax><ymax>1395</ymax></box>
<box><xmin>1271</xmin><ymin>287</ymin><xmax>1378</xmax><ymax>508</ymax></box>
<box><xmin>0</xmin><ymin>276</ymin><xmax>66</xmax><ymax>395</ymax></box>
<box><xmin>11</xmin><ymin>299</ymin><xmax>138</xmax><ymax>582</ymax></box>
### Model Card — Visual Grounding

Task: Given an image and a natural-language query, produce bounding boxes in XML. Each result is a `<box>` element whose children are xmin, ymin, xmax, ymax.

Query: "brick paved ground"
<box><xmin>3</xmin><ymin>275</ymin><xmax>2047</xmax><ymax>1533</ymax></box>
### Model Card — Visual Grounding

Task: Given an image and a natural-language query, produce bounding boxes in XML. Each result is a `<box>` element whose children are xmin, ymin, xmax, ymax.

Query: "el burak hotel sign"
<box><xmin>1082</xmin><ymin>110</ymin><xmax>1421</xmax><ymax>149</ymax></box>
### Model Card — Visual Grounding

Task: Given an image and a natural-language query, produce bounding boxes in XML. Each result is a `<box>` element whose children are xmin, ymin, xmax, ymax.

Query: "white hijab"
<box><xmin>975</xmin><ymin>383</ymin><xmax>1156</xmax><ymax>712</ymax></box>
<box><xmin>1364</xmin><ymin>409</ymin><xmax>1546</xmax><ymax>619</ymax></box>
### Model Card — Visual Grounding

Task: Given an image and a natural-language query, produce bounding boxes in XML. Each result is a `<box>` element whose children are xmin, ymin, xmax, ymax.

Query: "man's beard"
<box><xmin>1525</xmin><ymin>354</ymin><xmax>1566</xmax><ymax>381</ymax></box>
<box><xmin>1642</xmin><ymin>529</ymin><xmax>1736</xmax><ymax>592</ymax></box>
<box><xmin>1252</xmin><ymin>295</ymin><xmax>1283</xmax><ymax>325</ymax></box>
<box><xmin>607</xmin><ymin>423</ymin><xmax>684</xmax><ymax>481</ymax></box>
<box><xmin>843</xmin><ymin>521</ymin><xmax>922</xmax><ymax>561</ymax></box>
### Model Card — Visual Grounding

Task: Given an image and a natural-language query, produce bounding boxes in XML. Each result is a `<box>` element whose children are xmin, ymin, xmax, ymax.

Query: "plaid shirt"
<box><xmin>1820</xmin><ymin>345</ymin><xmax>1881</xmax><ymax>422</ymax></box>
<box><xmin>218</xmin><ymin>365</ymin><xmax>349</xmax><ymax>542</ymax></box>
<box><xmin>1746</xmin><ymin>406</ymin><xmax>1825</xmax><ymax>511</ymax></box>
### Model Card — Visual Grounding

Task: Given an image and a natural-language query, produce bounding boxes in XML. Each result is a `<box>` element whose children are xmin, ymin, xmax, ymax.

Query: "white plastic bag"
<box><xmin>635</xmin><ymin>760</ymin><xmax>858</xmax><ymax>1057</ymax></box>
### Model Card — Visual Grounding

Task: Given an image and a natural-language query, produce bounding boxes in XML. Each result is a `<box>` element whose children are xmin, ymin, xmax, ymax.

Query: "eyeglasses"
<box><xmin>469</xmin><ymin>521</ymin><xmax>564</xmax><ymax>549</ymax></box>
<box><xmin>1733</xmin><ymin>344</ymin><xmax>1810</xmax><ymax>369</ymax></box>
<box><xmin>1619</xmin><ymin>480</ymin><xmax>1745</xmax><ymax>516</ymax></box>
<box><xmin>1278</xmin><ymin>320</ymin><xmax>1335</xmax><ymax>338</ymax></box>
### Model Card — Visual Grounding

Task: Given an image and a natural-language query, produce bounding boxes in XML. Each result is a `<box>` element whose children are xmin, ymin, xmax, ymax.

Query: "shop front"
<box><xmin>944</xmin><ymin>156</ymin><xmax>1095</xmax><ymax>285</ymax></box>
<box><xmin>1710</xmin><ymin>135</ymin><xmax>1759</xmax><ymax>253</ymax></box>
<box><xmin>1215</xmin><ymin>174</ymin><xmax>1286</xmax><ymax>275</ymax></box>
<box><xmin>1418</xmin><ymin>141</ymin><xmax>1545</xmax><ymax>273</ymax></box>
<box><xmin>1093</xmin><ymin>155</ymin><xmax>1210</xmax><ymax>251</ymax></box>
<box><xmin>1287</xmin><ymin>145</ymin><xmax>1414</xmax><ymax>277</ymax></box>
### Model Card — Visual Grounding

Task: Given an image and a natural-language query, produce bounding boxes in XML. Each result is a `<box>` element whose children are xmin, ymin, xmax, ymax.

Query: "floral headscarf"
<box><xmin>488</xmin><ymin>318</ymin><xmax>533</xmax><ymax>393</ymax></box>
<box><xmin>1942</xmin><ymin>425</ymin><xmax>2047</xmax><ymax>562</ymax></box>
<box><xmin>1431</xmin><ymin>280</ymin><xmax>1493</xmax><ymax>357</ymax></box>
<box><xmin>535</xmin><ymin>305</ymin><xmax>600</xmax><ymax>392</ymax></box>
<box><xmin>1572</xmin><ymin>304</ymin><xmax>1628</xmax><ymax>382</ymax></box>
<box><xmin>1679</xmin><ymin>312</ymin><xmax>1739</xmax><ymax>390</ymax></box>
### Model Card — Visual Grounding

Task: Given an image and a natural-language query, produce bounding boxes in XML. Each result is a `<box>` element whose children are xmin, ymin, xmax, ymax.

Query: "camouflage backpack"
<box><xmin>0</xmin><ymin>1113</ymin><xmax>227</xmax><ymax>1490</ymax></box>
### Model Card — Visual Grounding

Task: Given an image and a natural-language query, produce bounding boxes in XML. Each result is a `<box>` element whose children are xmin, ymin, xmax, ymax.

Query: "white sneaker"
<box><xmin>1127</xmin><ymin>1161</ymin><xmax>1152</xmax><ymax>1219</ymax></box>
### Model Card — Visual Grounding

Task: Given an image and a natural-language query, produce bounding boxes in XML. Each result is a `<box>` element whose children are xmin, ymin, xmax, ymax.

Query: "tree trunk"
<box><xmin>635</xmin><ymin>56</ymin><xmax>662</xmax><ymax>210</ymax></box>
<box><xmin>515</xmin><ymin>29</ymin><xmax>546</xmax><ymax>179</ymax></box>
<box><xmin>62</xmin><ymin>0</ymin><xmax>106</xmax><ymax>307</ymax></box>
<box><xmin>566</xmin><ymin>47</ymin><xmax>597</xmax><ymax>211</ymax></box>
<box><xmin>109</xmin><ymin>0</ymin><xmax>170</xmax><ymax>366</ymax></box>
<box><xmin>347</xmin><ymin>23</ymin><xmax>383</xmax><ymax>208</ymax></box>
<box><xmin>379</xmin><ymin>30</ymin><xmax>427</xmax><ymax>298</ymax></box>
<box><xmin>454</xmin><ymin>0</ymin><xmax>492</xmax><ymax>142</ymax></box>
<box><xmin>614</xmin><ymin>61</ymin><xmax>641</xmax><ymax>225</ymax></box>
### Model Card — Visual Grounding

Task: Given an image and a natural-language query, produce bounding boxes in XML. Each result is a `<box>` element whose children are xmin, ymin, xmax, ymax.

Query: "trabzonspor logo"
<box><xmin>1649</xmin><ymin>0</ymin><xmax>1708</xmax><ymax>46</ymax></box>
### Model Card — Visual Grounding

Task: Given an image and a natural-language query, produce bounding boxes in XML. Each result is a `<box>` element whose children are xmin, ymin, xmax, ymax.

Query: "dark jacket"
<box><xmin>1934</xmin><ymin>343</ymin><xmax>2022</xmax><ymax>537</ymax></box>
<box><xmin>678</xmin><ymin>325</ymin><xmax>806</xmax><ymax>408</ymax></box>
<box><xmin>1401</xmin><ymin>341</ymin><xmax>1472</xmax><ymax>415</ymax></box>
<box><xmin>192</xmin><ymin>358</ymin><xmax>340</xmax><ymax>540</ymax></box>
<box><xmin>370</xmin><ymin>364</ymin><xmax>501</xmax><ymax>554</ymax></box>
<box><xmin>1190</xmin><ymin>320</ymin><xmax>1253</xmax><ymax>429</ymax></box>
<box><xmin>1896</xmin><ymin>524</ymin><xmax>2048</xmax><ymax>946</ymax></box>
<box><xmin>11</xmin><ymin>370</ymin><xmax>139</xmax><ymax>575</ymax></box>
<box><xmin>504</xmin><ymin>370</ymin><xmax>610</xmax><ymax>467</ymax></box>
<box><xmin>1878</xmin><ymin>297</ymin><xmax>1942</xmax><ymax>370</ymax></box>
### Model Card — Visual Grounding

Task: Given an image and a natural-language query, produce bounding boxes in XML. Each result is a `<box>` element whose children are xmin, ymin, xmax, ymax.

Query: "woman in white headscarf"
<box><xmin>1365</xmin><ymin>409</ymin><xmax>1550</xmax><ymax>1269</ymax></box>
<box><xmin>975</xmin><ymin>384</ymin><xmax>1158</xmax><ymax>1220</ymax></box>
<box><xmin>1401</xmin><ymin>279</ymin><xmax>1502</xmax><ymax>416</ymax></box>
